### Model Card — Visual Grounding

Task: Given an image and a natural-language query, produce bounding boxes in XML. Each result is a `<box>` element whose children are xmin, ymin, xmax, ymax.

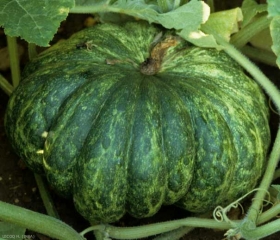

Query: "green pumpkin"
<box><xmin>4</xmin><ymin>22</ymin><xmax>270</xmax><ymax>223</ymax></box>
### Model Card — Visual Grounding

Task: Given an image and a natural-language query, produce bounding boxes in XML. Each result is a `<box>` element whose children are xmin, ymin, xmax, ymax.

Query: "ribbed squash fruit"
<box><xmin>5</xmin><ymin>22</ymin><xmax>270</xmax><ymax>223</ymax></box>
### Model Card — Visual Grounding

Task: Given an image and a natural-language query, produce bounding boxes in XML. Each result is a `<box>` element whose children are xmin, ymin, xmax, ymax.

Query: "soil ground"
<box><xmin>1</xmin><ymin>12</ymin><xmax>280</xmax><ymax>240</ymax></box>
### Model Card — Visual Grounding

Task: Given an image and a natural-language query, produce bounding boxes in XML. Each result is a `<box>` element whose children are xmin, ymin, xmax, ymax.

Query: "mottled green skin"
<box><xmin>5</xmin><ymin>22</ymin><xmax>270</xmax><ymax>223</ymax></box>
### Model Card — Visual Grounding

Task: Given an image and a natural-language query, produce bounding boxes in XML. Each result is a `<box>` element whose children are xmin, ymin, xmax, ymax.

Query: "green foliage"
<box><xmin>0</xmin><ymin>0</ymin><xmax>208</xmax><ymax>47</ymax></box>
<box><xmin>271</xmin><ymin>17</ymin><xmax>280</xmax><ymax>68</ymax></box>
<box><xmin>156</xmin><ymin>0</ymin><xmax>208</xmax><ymax>30</ymax></box>
<box><xmin>241</xmin><ymin>0</ymin><xmax>267</xmax><ymax>27</ymax></box>
<box><xmin>268</xmin><ymin>0</ymin><xmax>280</xmax><ymax>68</ymax></box>
<box><xmin>268</xmin><ymin>0</ymin><xmax>280</xmax><ymax>17</ymax></box>
<box><xmin>0</xmin><ymin>0</ymin><xmax>74</xmax><ymax>46</ymax></box>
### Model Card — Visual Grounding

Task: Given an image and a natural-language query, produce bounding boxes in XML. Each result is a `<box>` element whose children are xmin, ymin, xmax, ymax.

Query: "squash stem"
<box><xmin>28</xmin><ymin>43</ymin><xmax>38</xmax><ymax>60</ymax></box>
<box><xmin>103</xmin><ymin>218</ymin><xmax>232</xmax><ymax>239</ymax></box>
<box><xmin>241</xmin><ymin>45</ymin><xmax>277</xmax><ymax>67</ymax></box>
<box><xmin>157</xmin><ymin>0</ymin><xmax>172</xmax><ymax>12</ymax></box>
<box><xmin>230</xmin><ymin>14</ymin><xmax>271</xmax><ymax>49</ymax></box>
<box><xmin>239</xmin><ymin>218</ymin><xmax>280</xmax><ymax>239</ymax></box>
<box><xmin>202</xmin><ymin>25</ymin><xmax>280</xmax><ymax>238</ymax></box>
<box><xmin>257</xmin><ymin>202</ymin><xmax>280</xmax><ymax>225</ymax></box>
<box><xmin>7</xmin><ymin>36</ymin><xmax>20</xmax><ymax>88</ymax></box>
<box><xmin>207</xmin><ymin>0</ymin><xmax>215</xmax><ymax>12</ymax></box>
<box><xmin>90</xmin><ymin>203</ymin><xmax>280</xmax><ymax>239</ymax></box>
<box><xmin>173</xmin><ymin>0</ymin><xmax>181</xmax><ymax>10</ymax></box>
<box><xmin>152</xmin><ymin>226</ymin><xmax>194</xmax><ymax>240</ymax></box>
<box><xmin>151</xmin><ymin>212</ymin><xmax>212</xmax><ymax>240</ymax></box>
<box><xmin>34</xmin><ymin>174</ymin><xmax>60</xmax><ymax>219</ymax></box>
<box><xmin>0</xmin><ymin>201</ymin><xmax>84</xmax><ymax>240</ymax></box>
<box><xmin>0</xmin><ymin>74</ymin><xmax>13</xmax><ymax>96</ymax></box>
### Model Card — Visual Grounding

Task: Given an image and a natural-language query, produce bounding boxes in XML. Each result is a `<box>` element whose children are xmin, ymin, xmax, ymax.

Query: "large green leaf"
<box><xmin>268</xmin><ymin>0</ymin><xmax>280</xmax><ymax>68</ymax></box>
<box><xmin>270</xmin><ymin>16</ymin><xmax>280</xmax><ymax>68</ymax></box>
<box><xmin>241</xmin><ymin>0</ymin><xmax>267</xmax><ymax>27</ymax></box>
<box><xmin>157</xmin><ymin>0</ymin><xmax>208</xmax><ymax>30</ymax></box>
<box><xmin>202</xmin><ymin>8</ymin><xmax>242</xmax><ymax>42</ymax></box>
<box><xmin>111</xmin><ymin>0</ymin><xmax>159</xmax><ymax>22</ymax></box>
<box><xmin>187</xmin><ymin>8</ymin><xmax>242</xmax><ymax>49</ymax></box>
<box><xmin>0</xmin><ymin>0</ymin><xmax>74</xmax><ymax>46</ymax></box>
<box><xmin>267</xmin><ymin>0</ymin><xmax>280</xmax><ymax>17</ymax></box>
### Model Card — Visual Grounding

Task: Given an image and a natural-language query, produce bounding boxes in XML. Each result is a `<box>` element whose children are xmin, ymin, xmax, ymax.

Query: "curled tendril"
<box><xmin>213</xmin><ymin>202</ymin><xmax>243</xmax><ymax>223</ymax></box>
<box><xmin>269</xmin><ymin>98</ymin><xmax>279</xmax><ymax>116</ymax></box>
<box><xmin>213</xmin><ymin>188</ymin><xmax>270</xmax><ymax>224</ymax></box>
<box><xmin>213</xmin><ymin>206</ymin><xmax>225</xmax><ymax>222</ymax></box>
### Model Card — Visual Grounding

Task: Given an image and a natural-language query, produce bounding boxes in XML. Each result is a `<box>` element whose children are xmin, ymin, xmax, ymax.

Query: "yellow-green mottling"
<box><xmin>4</xmin><ymin>22</ymin><xmax>270</xmax><ymax>223</ymax></box>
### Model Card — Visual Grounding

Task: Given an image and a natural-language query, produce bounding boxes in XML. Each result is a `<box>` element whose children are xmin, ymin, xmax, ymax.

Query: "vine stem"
<box><xmin>28</xmin><ymin>43</ymin><xmax>38</xmax><ymax>60</ymax></box>
<box><xmin>0</xmin><ymin>74</ymin><xmax>13</xmax><ymax>96</ymax></box>
<box><xmin>0</xmin><ymin>201</ymin><xmax>84</xmax><ymax>240</ymax></box>
<box><xmin>104</xmin><ymin>218</ymin><xmax>231</xmax><ymax>239</ymax></box>
<box><xmin>241</xmin><ymin>45</ymin><xmax>277</xmax><ymax>67</ymax></box>
<box><xmin>202</xmin><ymin>25</ymin><xmax>280</xmax><ymax>238</ymax></box>
<box><xmin>7</xmin><ymin>36</ymin><xmax>20</xmax><ymax>88</ymax></box>
<box><xmin>89</xmin><ymin>203</ymin><xmax>280</xmax><ymax>240</ymax></box>
<box><xmin>152</xmin><ymin>226</ymin><xmax>194</xmax><ymax>240</ymax></box>
<box><xmin>157</xmin><ymin>0</ymin><xmax>171</xmax><ymax>12</ymax></box>
<box><xmin>34</xmin><ymin>174</ymin><xmax>60</xmax><ymax>219</ymax></box>
<box><xmin>230</xmin><ymin>14</ymin><xmax>271</xmax><ymax>48</ymax></box>
<box><xmin>239</xmin><ymin>218</ymin><xmax>280</xmax><ymax>239</ymax></box>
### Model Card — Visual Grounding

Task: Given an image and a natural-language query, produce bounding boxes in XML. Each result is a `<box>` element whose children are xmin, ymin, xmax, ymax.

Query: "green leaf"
<box><xmin>270</xmin><ymin>16</ymin><xmax>280</xmax><ymax>68</ymax></box>
<box><xmin>267</xmin><ymin>0</ymin><xmax>280</xmax><ymax>18</ymax></box>
<box><xmin>74</xmin><ymin>0</ymin><xmax>208</xmax><ymax>30</ymax></box>
<box><xmin>157</xmin><ymin>0</ymin><xmax>213</xmax><ymax>48</ymax></box>
<box><xmin>202</xmin><ymin>8</ymin><xmax>243</xmax><ymax>42</ymax></box>
<box><xmin>111</xmin><ymin>0</ymin><xmax>159</xmax><ymax>22</ymax></box>
<box><xmin>0</xmin><ymin>221</ymin><xmax>26</xmax><ymax>240</ymax></box>
<box><xmin>178</xmin><ymin>29</ymin><xmax>220</xmax><ymax>48</ymax></box>
<box><xmin>0</xmin><ymin>0</ymin><xmax>75</xmax><ymax>46</ymax></box>
<box><xmin>182</xmin><ymin>7</ymin><xmax>242</xmax><ymax>48</ymax></box>
<box><xmin>241</xmin><ymin>0</ymin><xmax>267</xmax><ymax>27</ymax></box>
<box><xmin>157</xmin><ymin>0</ymin><xmax>209</xmax><ymax>30</ymax></box>
<box><xmin>72</xmin><ymin>0</ymin><xmax>159</xmax><ymax>23</ymax></box>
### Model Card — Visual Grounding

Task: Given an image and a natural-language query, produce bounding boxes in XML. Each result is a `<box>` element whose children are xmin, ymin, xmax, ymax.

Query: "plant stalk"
<box><xmin>152</xmin><ymin>226</ymin><xmax>194</xmax><ymax>240</ymax></box>
<box><xmin>87</xmin><ymin>202</ymin><xmax>280</xmax><ymax>240</ymax></box>
<box><xmin>241</xmin><ymin>45</ymin><xmax>277</xmax><ymax>67</ymax></box>
<box><xmin>7</xmin><ymin>36</ymin><xmax>20</xmax><ymax>88</ymax></box>
<box><xmin>0</xmin><ymin>201</ymin><xmax>84</xmax><ymax>240</ymax></box>
<box><xmin>241</xmin><ymin>218</ymin><xmax>280</xmax><ymax>239</ymax></box>
<box><xmin>28</xmin><ymin>43</ymin><xmax>38</xmax><ymax>60</ymax></box>
<box><xmin>104</xmin><ymin>218</ymin><xmax>232</xmax><ymax>239</ymax></box>
<box><xmin>257</xmin><ymin>202</ymin><xmax>280</xmax><ymax>225</ymax></box>
<box><xmin>157</xmin><ymin>0</ymin><xmax>171</xmax><ymax>12</ymax></box>
<box><xmin>0</xmin><ymin>74</ymin><xmax>13</xmax><ymax>96</ymax></box>
<box><xmin>230</xmin><ymin>14</ymin><xmax>271</xmax><ymax>49</ymax></box>
<box><xmin>34</xmin><ymin>174</ymin><xmax>60</xmax><ymax>219</ymax></box>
